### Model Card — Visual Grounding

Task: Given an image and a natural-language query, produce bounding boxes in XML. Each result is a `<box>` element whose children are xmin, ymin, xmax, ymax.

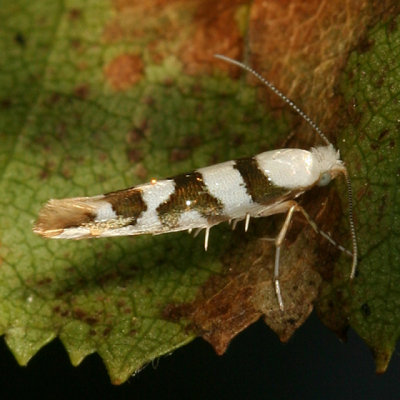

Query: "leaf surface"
<box><xmin>318</xmin><ymin>15</ymin><xmax>400</xmax><ymax>373</ymax></box>
<box><xmin>0</xmin><ymin>0</ymin><xmax>399</xmax><ymax>383</ymax></box>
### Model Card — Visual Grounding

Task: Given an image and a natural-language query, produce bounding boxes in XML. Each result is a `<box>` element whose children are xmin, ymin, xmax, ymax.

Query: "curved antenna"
<box><xmin>214</xmin><ymin>54</ymin><xmax>331</xmax><ymax>146</ymax></box>
<box><xmin>344</xmin><ymin>171</ymin><xmax>358</xmax><ymax>279</ymax></box>
<box><xmin>215</xmin><ymin>54</ymin><xmax>358</xmax><ymax>278</ymax></box>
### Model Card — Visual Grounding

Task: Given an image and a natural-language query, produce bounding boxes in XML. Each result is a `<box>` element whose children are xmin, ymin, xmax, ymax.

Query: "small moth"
<box><xmin>34</xmin><ymin>55</ymin><xmax>358</xmax><ymax>311</ymax></box>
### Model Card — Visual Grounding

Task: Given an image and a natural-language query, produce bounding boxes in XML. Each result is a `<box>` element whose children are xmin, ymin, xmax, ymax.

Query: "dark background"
<box><xmin>0</xmin><ymin>312</ymin><xmax>398</xmax><ymax>399</ymax></box>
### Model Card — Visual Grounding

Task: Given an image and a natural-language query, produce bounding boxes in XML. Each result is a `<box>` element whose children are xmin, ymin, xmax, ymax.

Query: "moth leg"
<box><xmin>244</xmin><ymin>213</ymin><xmax>251</xmax><ymax>232</ymax></box>
<box><xmin>231</xmin><ymin>219</ymin><xmax>239</xmax><ymax>230</ymax></box>
<box><xmin>261</xmin><ymin>200</ymin><xmax>317</xmax><ymax>311</ymax></box>
<box><xmin>286</xmin><ymin>203</ymin><xmax>352</xmax><ymax>257</ymax></box>
<box><xmin>273</xmin><ymin>200</ymin><xmax>344</xmax><ymax>311</ymax></box>
<box><xmin>295</xmin><ymin>210</ymin><xmax>352</xmax><ymax>257</ymax></box>
<box><xmin>193</xmin><ymin>227</ymin><xmax>203</xmax><ymax>238</ymax></box>
<box><xmin>204</xmin><ymin>227</ymin><xmax>210</xmax><ymax>251</ymax></box>
<box><xmin>274</xmin><ymin>202</ymin><xmax>298</xmax><ymax>312</ymax></box>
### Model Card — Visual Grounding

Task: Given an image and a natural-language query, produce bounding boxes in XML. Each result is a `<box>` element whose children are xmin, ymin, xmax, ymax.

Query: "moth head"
<box><xmin>311</xmin><ymin>144</ymin><xmax>347</xmax><ymax>186</ymax></box>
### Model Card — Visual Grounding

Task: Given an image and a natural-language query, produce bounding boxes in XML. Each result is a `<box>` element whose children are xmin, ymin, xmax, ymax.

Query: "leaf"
<box><xmin>0</xmin><ymin>0</ymin><xmax>287</xmax><ymax>384</ymax></box>
<box><xmin>317</xmin><ymin>15</ymin><xmax>400</xmax><ymax>373</ymax></box>
<box><xmin>0</xmin><ymin>0</ymin><xmax>399</xmax><ymax>384</ymax></box>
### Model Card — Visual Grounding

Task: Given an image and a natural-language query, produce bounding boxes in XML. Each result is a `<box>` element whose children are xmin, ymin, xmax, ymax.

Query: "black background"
<box><xmin>0</xmin><ymin>312</ymin><xmax>398</xmax><ymax>399</ymax></box>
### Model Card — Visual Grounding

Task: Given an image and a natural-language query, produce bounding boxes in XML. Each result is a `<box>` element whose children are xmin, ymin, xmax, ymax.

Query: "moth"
<box><xmin>34</xmin><ymin>55</ymin><xmax>358</xmax><ymax>311</ymax></box>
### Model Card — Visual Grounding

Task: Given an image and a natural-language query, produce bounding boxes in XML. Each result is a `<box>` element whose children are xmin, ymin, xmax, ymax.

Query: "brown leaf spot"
<box><xmin>113</xmin><ymin>0</ymin><xmax>170</xmax><ymax>12</ymax></box>
<box><xmin>14</xmin><ymin>32</ymin><xmax>26</xmax><ymax>47</ymax></box>
<box><xmin>127</xmin><ymin>121</ymin><xmax>148</xmax><ymax>144</ymax></box>
<box><xmin>86</xmin><ymin>316</ymin><xmax>99</xmax><ymax>325</ymax></box>
<box><xmin>246</xmin><ymin>0</ymin><xmax>378</xmax><ymax>140</ymax></box>
<box><xmin>37</xmin><ymin>277</ymin><xmax>53</xmax><ymax>286</ymax></box>
<box><xmin>74</xmin><ymin>84</ymin><xmax>90</xmax><ymax>99</ymax></box>
<box><xmin>98</xmin><ymin>152</ymin><xmax>108</xmax><ymax>162</ymax></box>
<box><xmin>73</xmin><ymin>307</ymin><xmax>87</xmax><ymax>320</ymax></box>
<box><xmin>127</xmin><ymin>148</ymin><xmax>143</xmax><ymax>163</ymax></box>
<box><xmin>179</xmin><ymin>0</ymin><xmax>247</xmax><ymax>75</ymax></box>
<box><xmin>0</xmin><ymin>99</ymin><xmax>12</xmax><ymax>109</ymax></box>
<box><xmin>388</xmin><ymin>18</ymin><xmax>398</xmax><ymax>33</ymax></box>
<box><xmin>182</xmin><ymin>134</ymin><xmax>202</xmax><ymax>148</ymax></box>
<box><xmin>103</xmin><ymin>326</ymin><xmax>112</xmax><ymax>337</ymax></box>
<box><xmin>104</xmin><ymin>54</ymin><xmax>144</xmax><ymax>91</ymax></box>
<box><xmin>134</xmin><ymin>163</ymin><xmax>148</xmax><ymax>180</ymax></box>
<box><xmin>38</xmin><ymin>161</ymin><xmax>55</xmax><ymax>180</ymax></box>
<box><xmin>358</xmin><ymin>37</ymin><xmax>375</xmax><ymax>53</ymax></box>
<box><xmin>169</xmin><ymin>148</ymin><xmax>191</xmax><ymax>162</ymax></box>
<box><xmin>70</xmin><ymin>38</ymin><xmax>82</xmax><ymax>51</ymax></box>
<box><xmin>68</xmin><ymin>8</ymin><xmax>82</xmax><ymax>20</ymax></box>
<box><xmin>378</xmin><ymin>129</ymin><xmax>389</xmax><ymax>141</ymax></box>
<box><xmin>163</xmin><ymin>186</ymin><xmax>344</xmax><ymax>353</ymax></box>
<box><xmin>45</xmin><ymin>93</ymin><xmax>62</xmax><ymax>107</ymax></box>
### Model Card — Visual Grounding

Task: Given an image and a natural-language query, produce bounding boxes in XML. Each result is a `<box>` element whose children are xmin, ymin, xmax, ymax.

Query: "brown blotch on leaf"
<box><xmin>370</xmin><ymin>141</ymin><xmax>379</xmax><ymax>151</ymax></box>
<box><xmin>104</xmin><ymin>54</ymin><xmax>144</xmax><ymax>91</ymax></box>
<box><xmin>169</xmin><ymin>148</ymin><xmax>191</xmax><ymax>162</ymax></box>
<box><xmin>244</xmin><ymin>0</ymin><xmax>392</xmax><ymax>140</ymax></box>
<box><xmin>103</xmin><ymin>327</ymin><xmax>112</xmax><ymax>337</ymax></box>
<box><xmin>179</xmin><ymin>0</ymin><xmax>246</xmax><ymax>75</ymax></box>
<box><xmin>53</xmin><ymin>305</ymin><xmax>61</xmax><ymax>314</ymax></box>
<box><xmin>70</xmin><ymin>38</ymin><xmax>82</xmax><ymax>51</ymax></box>
<box><xmin>37</xmin><ymin>277</ymin><xmax>52</xmax><ymax>286</ymax></box>
<box><xmin>388</xmin><ymin>18</ymin><xmax>398</xmax><ymax>33</ymax></box>
<box><xmin>0</xmin><ymin>99</ymin><xmax>12</xmax><ymax>109</ymax></box>
<box><xmin>163</xmin><ymin>225</ymin><xmax>322</xmax><ymax>353</ymax></box>
<box><xmin>134</xmin><ymin>163</ymin><xmax>148</xmax><ymax>180</ymax></box>
<box><xmin>169</xmin><ymin>135</ymin><xmax>202</xmax><ymax>162</ymax></box>
<box><xmin>358</xmin><ymin>37</ymin><xmax>375</xmax><ymax>54</ymax></box>
<box><xmin>68</xmin><ymin>8</ymin><xmax>82</xmax><ymax>20</ymax></box>
<box><xmin>38</xmin><ymin>161</ymin><xmax>55</xmax><ymax>180</ymax></box>
<box><xmin>45</xmin><ymin>92</ymin><xmax>62</xmax><ymax>107</ymax></box>
<box><xmin>14</xmin><ymin>32</ymin><xmax>26</xmax><ymax>47</ymax></box>
<box><xmin>127</xmin><ymin>148</ymin><xmax>143</xmax><ymax>163</ymax></box>
<box><xmin>73</xmin><ymin>307</ymin><xmax>88</xmax><ymax>320</ymax></box>
<box><xmin>86</xmin><ymin>316</ymin><xmax>99</xmax><ymax>325</ymax></box>
<box><xmin>361</xmin><ymin>303</ymin><xmax>371</xmax><ymax>317</ymax></box>
<box><xmin>74</xmin><ymin>83</ymin><xmax>90</xmax><ymax>99</ymax></box>
<box><xmin>182</xmin><ymin>134</ymin><xmax>202</xmax><ymax>148</ymax></box>
<box><xmin>378</xmin><ymin>129</ymin><xmax>389</xmax><ymax>141</ymax></box>
<box><xmin>163</xmin><ymin>187</ymin><xmax>345</xmax><ymax>353</ymax></box>
<box><xmin>127</xmin><ymin>121</ymin><xmax>148</xmax><ymax>143</ymax></box>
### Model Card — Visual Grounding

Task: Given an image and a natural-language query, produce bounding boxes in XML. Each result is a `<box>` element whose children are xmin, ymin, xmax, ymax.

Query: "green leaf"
<box><xmin>318</xmin><ymin>16</ymin><xmax>400</xmax><ymax>373</ymax></box>
<box><xmin>2</xmin><ymin>0</ymin><xmax>399</xmax><ymax>384</ymax></box>
<box><xmin>0</xmin><ymin>0</ymin><xmax>289</xmax><ymax>383</ymax></box>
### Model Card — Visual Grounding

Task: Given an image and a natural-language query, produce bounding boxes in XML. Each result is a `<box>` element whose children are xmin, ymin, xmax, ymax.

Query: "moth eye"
<box><xmin>318</xmin><ymin>172</ymin><xmax>332</xmax><ymax>186</ymax></box>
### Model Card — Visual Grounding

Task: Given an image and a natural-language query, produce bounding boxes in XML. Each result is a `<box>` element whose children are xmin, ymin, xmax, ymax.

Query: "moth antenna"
<box><xmin>214</xmin><ymin>54</ymin><xmax>331</xmax><ymax>146</ymax></box>
<box><xmin>343</xmin><ymin>170</ymin><xmax>358</xmax><ymax>279</ymax></box>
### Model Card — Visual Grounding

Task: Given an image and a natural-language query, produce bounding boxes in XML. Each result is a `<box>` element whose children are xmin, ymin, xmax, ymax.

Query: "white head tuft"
<box><xmin>311</xmin><ymin>144</ymin><xmax>344</xmax><ymax>176</ymax></box>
